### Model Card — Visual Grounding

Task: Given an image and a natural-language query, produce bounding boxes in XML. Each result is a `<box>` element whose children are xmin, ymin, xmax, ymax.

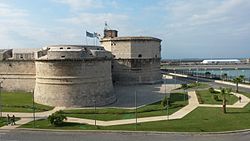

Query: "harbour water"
<box><xmin>190</xmin><ymin>69</ymin><xmax>250</xmax><ymax>81</ymax></box>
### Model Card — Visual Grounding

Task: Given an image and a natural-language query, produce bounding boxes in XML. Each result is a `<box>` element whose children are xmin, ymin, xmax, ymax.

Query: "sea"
<box><xmin>190</xmin><ymin>69</ymin><xmax>250</xmax><ymax>81</ymax></box>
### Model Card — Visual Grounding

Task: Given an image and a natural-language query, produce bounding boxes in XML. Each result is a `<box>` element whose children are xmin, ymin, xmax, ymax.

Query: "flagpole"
<box><xmin>85</xmin><ymin>30</ymin><xmax>88</xmax><ymax>45</ymax></box>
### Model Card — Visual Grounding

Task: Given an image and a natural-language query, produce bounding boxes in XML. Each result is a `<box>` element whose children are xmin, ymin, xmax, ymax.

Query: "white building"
<box><xmin>201</xmin><ymin>59</ymin><xmax>241</xmax><ymax>64</ymax></box>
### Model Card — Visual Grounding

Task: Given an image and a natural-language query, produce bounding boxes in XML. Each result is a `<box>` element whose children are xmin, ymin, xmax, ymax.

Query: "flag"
<box><xmin>86</xmin><ymin>31</ymin><xmax>94</xmax><ymax>38</ymax></box>
<box><xmin>94</xmin><ymin>32</ymin><xmax>101</xmax><ymax>39</ymax></box>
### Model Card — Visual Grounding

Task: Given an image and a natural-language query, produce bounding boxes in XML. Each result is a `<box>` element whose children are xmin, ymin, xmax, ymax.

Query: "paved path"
<box><xmin>67</xmin><ymin>91</ymin><xmax>200</xmax><ymax>126</ymax></box>
<box><xmin>199</xmin><ymin>90</ymin><xmax>250</xmax><ymax>108</ymax></box>
<box><xmin>1</xmin><ymin>107</ymin><xmax>65</xmax><ymax>130</ymax></box>
<box><xmin>1</xmin><ymin>90</ymin><xmax>249</xmax><ymax>129</ymax></box>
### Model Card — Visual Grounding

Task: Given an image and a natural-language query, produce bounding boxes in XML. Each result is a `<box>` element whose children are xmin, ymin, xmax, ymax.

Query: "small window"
<box><xmin>138</xmin><ymin>54</ymin><xmax>142</xmax><ymax>58</ymax></box>
<box><xmin>67</xmin><ymin>47</ymin><xmax>71</xmax><ymax>49</ymax></box>
<box><xmin>60</xmin><ymin>47</ymin><xmax>63</xmax><ymax>49</ymax></box>
<box><xmin>61</xmin><ymin>56</ymin><xmax>65</xmax><ymax>58</ymax></box>
<box><xmin>155</xmin><ymin>55</ymin><xmax>157</xmax><ymax>58</ymax></box>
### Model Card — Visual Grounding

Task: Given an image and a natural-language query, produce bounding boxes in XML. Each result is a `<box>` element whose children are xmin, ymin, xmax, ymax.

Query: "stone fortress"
<box><xmin>0</xmin><ymin>29</ymin><xmax>162</xmax><ymax>107</ymax></box>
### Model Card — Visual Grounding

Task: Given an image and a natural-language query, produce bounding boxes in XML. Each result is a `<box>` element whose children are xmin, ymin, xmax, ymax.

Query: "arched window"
<box><xmin>138</xmin><ymin>54</ymin><xmax>142</xmax><ymax>58</ymax></box>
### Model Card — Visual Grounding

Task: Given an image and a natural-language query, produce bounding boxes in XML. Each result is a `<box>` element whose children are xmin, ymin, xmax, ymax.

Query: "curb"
<box><xmin>13</xmin><ymin>127</ymin><xmax>250</xmax><ymax>135</ymax></box>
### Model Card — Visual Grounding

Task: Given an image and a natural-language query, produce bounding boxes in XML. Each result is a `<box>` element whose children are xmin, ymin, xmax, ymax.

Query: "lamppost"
<box><xmin>220</xmin><ymin>68</ymin><xmax>223</xmax><ymax>80</ymax></box>
<box><xmin>164</xmin><ymin>75</ymin><xmax>169</xmax><ymax>120</ymax></box>
<box><xmin>174</xmin><ymin>68</ymin><xmax>177</xmax><ymax>89</ymax></box>
<box><xmin>0</xmin><ymin>80</ymin><xmax>3</xmax><ymax>118</ymax></box>
<box><xmin>235</xmin><ymin>68</ymin><xmax>238</xmax><ymax>78</ymax></box>
<box><xmin>32</xmin><ymin>90</ymin><xmax>36</xmax><ymax>128</ymax></box>
<box><xmin>196</xmin><ymin>67</ymin><xmax>199</xmax><ymax>87</ymax></box>
<box><xmin>134</xmin><ymin>90</ymin><xmax>137</xmax><ymax>130</ymax></box>
<box><xmin>93</xmin><ymin>99</ymin><xmax>96</xmax><ymax>127</ymax></box>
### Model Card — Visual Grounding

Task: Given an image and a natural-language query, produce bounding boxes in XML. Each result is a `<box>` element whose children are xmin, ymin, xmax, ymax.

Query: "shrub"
<box><xmin>181</xmin><ymin>84</ymin><xmax>188</xmax><ymax>89</ymax></box>
<box><xmin>161</xmin><ymin>96</ymin><xmax>171</xmax><ymax>109</ymax></box>
<box><xmin>48</xmin><ymin>110</ymin><xmax>67</xmax><ymax>126</ymax></box>
<box><xmin>209</xmin><ymin>87</ymin><xmax>215</xmax><ymax>93</ymax></box>
<box><xmin>213</xmin><ymin>95</ymin><xmax>219</xmax><ymax>101</ymax></box>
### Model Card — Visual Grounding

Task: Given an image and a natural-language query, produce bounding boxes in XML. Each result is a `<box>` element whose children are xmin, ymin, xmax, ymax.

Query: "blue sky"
<box><xmin>0</xmin><ymin>0</ymin><xmax>250</xmax><ymax>59</ymax></box>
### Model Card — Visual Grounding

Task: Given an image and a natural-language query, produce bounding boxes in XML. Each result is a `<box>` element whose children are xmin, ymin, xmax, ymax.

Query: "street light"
<box><xmin>93</xmin><ymin>99</ymin><xmax>97</xmax><ymax>127</ymax></box>
<box><xmin>0</xmin><ymin>80</ymin><xmax>3</xmax><ymax>118</ymax></box>
<box><xmin>196</xmin><ymin>67</ymin><xmax>199</xmax><ymax>87</ymax></box>
<box><xmin>32</xmin><ymin>90</ymin><xmax>36</xmax><ymax>128</ymax></box>
<box><xmin>164</xmin><ymin>76</ymin><xmax>169</xmax><ymax>120</ymax></box>
<box><xmin>134</xmin><ymin>90</ymin><xmax>137</xmax><ymax>130</ymax></box>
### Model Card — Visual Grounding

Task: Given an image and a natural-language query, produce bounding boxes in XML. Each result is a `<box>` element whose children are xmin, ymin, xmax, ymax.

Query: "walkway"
<box><xmin>1</xmin><ymin>91</ymin><xmax>249</xmax><ymax>129</ymax></box>
<box><xmin>64</xmin><ymin>91</ymin><xmax>200</xmax><ymax>126</ymax></box>
<box><xmin>199</xmin><ymin>91</ymin><xmax>250</xmax><ymax>108</ymax></box>
<box><xmin>1</xmin><ymin>107</ymin><xmax>65</xmax><ymax>130</ymax></box>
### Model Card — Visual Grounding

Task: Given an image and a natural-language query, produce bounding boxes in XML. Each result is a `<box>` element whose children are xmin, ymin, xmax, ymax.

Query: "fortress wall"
<box><xmin>112</xmin><ymin>59</ymin><xmax>162</xmax><ymax>84</ymax></box>
<box><xmin>35</xmin><ymin>60</ymin><xmax>115</xmax><ymax>107</ymax></box>
<box><xmin>101</xmin><ymin>37</ymin><xmax>162</xmax><ymax>85</ymax></box>
<box><xmin>131</xmin><ymin>40</ymin><xmax>161</xmax><ymax>58</ymax></box>
<box><xmin>0</xmin><ymin>60</ymin><xmax>35</xmax><ymax>92</ymax></box>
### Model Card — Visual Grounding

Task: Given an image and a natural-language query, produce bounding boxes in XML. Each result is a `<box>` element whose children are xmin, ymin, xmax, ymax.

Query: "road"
<box><xmin>174</xmin><ymin>75</ymin><xmax>250</xmax><ymax>93</ymax></box>
<box><xmin>0</xmin><ymin>130</ymin><xmax>250</xmax><ymax>141</ymax></box>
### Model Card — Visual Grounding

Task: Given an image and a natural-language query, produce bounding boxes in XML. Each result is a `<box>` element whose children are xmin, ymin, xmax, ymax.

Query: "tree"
<box><xmin>181</xmin><ymin>83</ymin><xmax>188</xmax><ymax>90</ymax></box>
<box><xmin>48</xmin><ymin>110</ymin><xmax>67</xmax><ymax>126</ymax></box>
<box><xmin>233</xmin><ymin>76</ymin><xmax>244</xmax><ymax>92</ymax></box>
<box><xmin>161</xmin><ymin>96</ymin><xmax>171</xmax><ymax>109</ymax></box>
<box><xmin>239</xmin><ymin>75</ymin><xmax>245</xmax><ymax>83</ymax></box>
<box><xmin>222</xmin><ymin>73</ymin><xmax>228</xmax><ymax>81</ymax></box>
<box><xmin>208</xmin><ymin>87</ymin><xmax>215</xmax><ymax>93</ymax></box>
<box><xmin>205</xmin><ymin>72</ymin><xmax>211</xmax><ymax>78</ymax></box>
<box><xmin>220</xmin><ymin>87</ymin><xmax>232</xmax><ymax>113</ymax></box>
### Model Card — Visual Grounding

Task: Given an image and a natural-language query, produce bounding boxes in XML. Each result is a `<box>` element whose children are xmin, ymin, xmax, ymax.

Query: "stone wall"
<box><xmin>101</xmin><ymin>36</ymin><xmax>162</xmax><ymax>85</ymax></box>
<box><xmin>112</xmin><ymin>59</ymin><xmax>162</xmax><ymax>85</ymax></box>
<box><xmin>0</xmin><ymin>60</ymin><xmax>35</xmax><ymax>92</ymax></box>
<box><xmin>35</xmin><ymin>60</ymin><xmax>115</xmax><ymax>107</ymax></box>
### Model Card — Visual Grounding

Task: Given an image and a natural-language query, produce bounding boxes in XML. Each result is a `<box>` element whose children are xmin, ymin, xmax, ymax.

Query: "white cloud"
<box><xmin>0</xmin><ymin>3</ymin><xmax>28</xmax><ymax>17</ymax></box>
<box><xmin>52</xmin><ymin>0</ymin><xmax>104</xmax><ymax>10</ymax></box>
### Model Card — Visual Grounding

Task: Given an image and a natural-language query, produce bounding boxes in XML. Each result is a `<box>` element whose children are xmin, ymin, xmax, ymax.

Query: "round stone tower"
<box><xmin>100</xmin><ymin>30</ymin><xmax>162</xmax><ymax>85</ymax></box>
<box><xmin>34</xmin><ymin>45</ymin><xmax>116</xmax><ymax>107</ymax></box>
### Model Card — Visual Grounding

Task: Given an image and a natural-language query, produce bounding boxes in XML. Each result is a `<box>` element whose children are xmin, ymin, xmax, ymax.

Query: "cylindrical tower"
<box><xmin>34</xmin><ymin>45</ymin><xmax>116</xmax><ymax>107</ymax></box>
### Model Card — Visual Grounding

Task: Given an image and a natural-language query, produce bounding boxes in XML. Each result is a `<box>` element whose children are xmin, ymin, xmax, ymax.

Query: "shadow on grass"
<box><xmin>56</xmin><ymin>122</ymin><xmax>82</xmax><ymax>127</ymax></box>
<box><xmin>170</xmin><ymin>93</ymin><xmax>188</xmax><ymax>102</ymax></box>
<box><xmin>226</xmin><ymin>111</ymin><xmax>250</xmax><ymax>114</ymax></box>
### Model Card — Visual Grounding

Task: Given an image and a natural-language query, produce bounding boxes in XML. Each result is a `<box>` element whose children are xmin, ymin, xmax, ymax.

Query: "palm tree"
<box><xmin>220</xmin><ymin>87</ymin><xmax>232</xmax><ymax>113</ymax></box>
<box><xmin>239</xmin><ymin>75</ymin><xmax>245</xmax><ymax>83</ymax></box>
<box><xmin>222</xmin><ymin>73</ymin><xmax>228</xmax><ymax>81</ymax></box>
<box><xmin>233</xmin><ymin>76</ymin><xmax>243</xmax><ymax>92</ymax></box>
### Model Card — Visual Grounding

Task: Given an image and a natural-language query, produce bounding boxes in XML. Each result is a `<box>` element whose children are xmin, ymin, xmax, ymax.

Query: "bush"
<box><xmin>161</xmin><ymin>96</ymin><xmax>171</xmax><ymax>109</ymax></box>
<box><xmin>48</xmin><ymin>110</ymin><xmax>67</xmax><ymax>126</ymax></box>
<box><xmin>209</xmin><ymin>87</ymin><xmax>215</xmax><ymax>93</ymax></box>
<box><xmin>181</xmin><ymin>84</ymin><xmax>188</xmax><ymax>89</ymax></box>
<box><xmin>213</xmin><ymin>95</ymin><xmax>219</xmax><ymax>101</ymax></box>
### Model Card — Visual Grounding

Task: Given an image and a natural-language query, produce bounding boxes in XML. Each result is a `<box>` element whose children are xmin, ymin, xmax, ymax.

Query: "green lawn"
<box><xmin>21</xmin><ymin>104</ymin><xmax>250</xmax><ymax>132</ymax></box>
<box><xmin>234</xmin><ymin>91</ymin><xmax>250</xmax><ymax>99</ymax></box>
<box><xmin>61</xmin><ymin>92</ymin><xmax>188</xmax><ymax>121</ymax></box>
<box><xmin>196</xmin><ymin>90</ymin><xmax>238</xmax><ymax>105</ymax></box>
<box><xmin>2</xmin><ymin>91</ymin><xmax>53</xmax><ymax>112</ymax></box>
<box><xmin>177</xmin><ymin>83</ymin><xmax>209</xmax><ymax>90</ymax></box>
<box><xmin>188</xmin><ymin>82</ymin><xmax>209</xmax><ymax>89</ymax></box>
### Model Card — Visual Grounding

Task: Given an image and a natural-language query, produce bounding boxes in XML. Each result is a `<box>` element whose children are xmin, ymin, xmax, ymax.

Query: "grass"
<box><xmin>0</xmin><ymin>117</ymin><xmax>20</xmax><ymax>127</ymax></box>
<box><xmin>196</xmin><ymin>90</ymin><xmax>238</xmax><ymax>105</ymax></box>
<box><xmin>60</xmin><ymin>92</ymin><xmax>188</xmax><ymax>121</ymax></box>
<box><xmin>1</xmin><ymin>91</ymin><xmax>53</xmax><ymax>112</ymax></box>
<box><xmin>20</xmin><ymin>104</ymin><xmax>250</xmax><ymax>132</ymax></box>
<box><xmin>177</xmin><ymin>83</ymin><xmax>209</xmax><ymax>90</ymax></box>
<box><xmin>234</xmin><ymin>91</ymin><xmax>250</xmax><ymax>98</ymax></box>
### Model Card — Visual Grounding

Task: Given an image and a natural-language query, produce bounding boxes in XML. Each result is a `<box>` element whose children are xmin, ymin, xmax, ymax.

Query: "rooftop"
<box><xmin>100</xmin><ymin>36</ymin><xmax>162</xmax><ymax>42</ymax></box>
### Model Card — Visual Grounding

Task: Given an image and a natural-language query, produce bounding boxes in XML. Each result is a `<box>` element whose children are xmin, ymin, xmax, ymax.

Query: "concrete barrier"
<box><xmin>215</xmin><ymin>80</ymin><xmax>250</xmax><ymax>89</ymax></box>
